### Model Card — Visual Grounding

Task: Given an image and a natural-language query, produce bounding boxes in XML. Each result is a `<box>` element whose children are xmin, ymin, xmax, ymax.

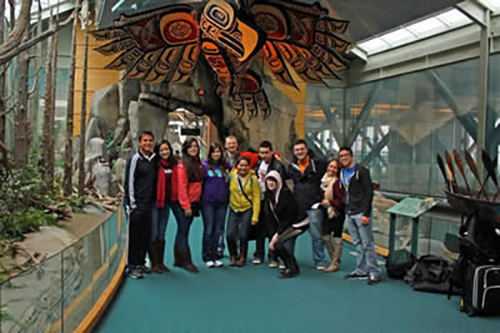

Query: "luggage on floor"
<box><xmin>461</xmin><ymin>262</ymin><xmax>500</xmax><ymax>316</ymax></box>
<box><xmin>387</xmin><ymin>249</ymin><xmax>416</xmax><ymax>280</ymax></box>
<box><xmin>405</xmin><ymin>255</ymin><xmax>460</xmax><ymax>295</ymax></box>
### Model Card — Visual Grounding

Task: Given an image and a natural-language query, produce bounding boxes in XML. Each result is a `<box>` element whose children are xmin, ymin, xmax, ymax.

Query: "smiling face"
<box><xmin>293</xmin><ymin>143</ymin><xmax>308</xmax><ymax>161</ymax></box>
<box><xmin>225</xmin><ymin>137</ymin><xmax>238</xmax><ymax>154</ymax></box>
<box><xmin>259</xmin><ymin>147</ymin><xmax>272</xmax><ymax>163</ymax></box>
<box><xmin>266</xmin><ymin>178</ymin><xmax>277</xmax><ymax>191</ymax></box>
<box><xmin>327</xmin><ymin>160</ymin><xmax>340</xmax><ymax>177</ymax></box>
<box><xmin>187</xmin><ymin>140</ymin><xmax>199</xmax><ymax>157</ymax></box>
<box><xmin>159</xmin><ymin>143</ymin><xmax>171</xmax><ymax>160</ymax></box>
<box><xmin>211</xmin><ymin>147</ymin><xmax>222</xmax><ymax>161</ymax></box>
<box><xmin>237</xmin><ymin>159</ymin><xmax>249</xmax><ymax>176</ymax></box>
<box><xmin>139</xmin><ymin>134</ymin><xmax>154</xmax><ymax>155</ymax></box>
<box><xmin>339</xmin><ymin>149</ymin><xmax>354</xmax><ymax>168</ymax></box>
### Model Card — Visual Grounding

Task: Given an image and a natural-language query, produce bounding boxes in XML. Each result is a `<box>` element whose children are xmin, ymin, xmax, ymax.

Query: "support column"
<box><xmin>477</xmin><ymin>10</ymin><xmax>490</xmax><ymax>167</ymax></box>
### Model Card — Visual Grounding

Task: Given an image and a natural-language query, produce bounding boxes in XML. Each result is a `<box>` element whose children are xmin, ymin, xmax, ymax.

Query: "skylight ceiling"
<box><xmin>357</xmin><ymin>8</ymin><xmax>474</xmax><ymax>55</ymax></box>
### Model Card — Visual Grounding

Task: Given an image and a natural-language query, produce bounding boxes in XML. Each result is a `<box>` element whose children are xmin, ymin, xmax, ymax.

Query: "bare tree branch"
<box><xmin>0</xmin><ymin>0</ymin><xmax>33</xmax><ymax>55</ymax></box>
<box><xmin>0</xmin><ymin>11</ymin><xmax>75</xmax><ymax>66</ymax></box>
<box><xmin>0</xmin><ymin>102</ymin><xmax>17</xmax><ymax>118</ymax></box>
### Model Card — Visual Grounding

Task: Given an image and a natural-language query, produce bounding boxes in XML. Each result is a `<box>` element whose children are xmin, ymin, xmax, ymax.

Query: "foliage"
<box><xmin>0</xmin><ymin>163</ymin><xmax>57</xmax><ymax>241</ymax></box>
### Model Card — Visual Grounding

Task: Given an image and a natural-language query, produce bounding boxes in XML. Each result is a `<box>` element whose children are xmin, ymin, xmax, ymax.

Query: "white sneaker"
<box><xmin>252</xmin><ymin>258</ymin><xmax>262</xmax><ymax>265</ymax></box>
<box><xmin>316</xmin><ymin>265</ymin><xmax>326</xmax><ymax>271</ymax></box>
<box><xmin>205</xmin><ymin>261</ymin><xmax>215</xmax><ymax>268</ymax></box>
<box><xmin>214</xmin><ymin>260</ymin><xmax>224</xmax><ymax>267</ymax></box>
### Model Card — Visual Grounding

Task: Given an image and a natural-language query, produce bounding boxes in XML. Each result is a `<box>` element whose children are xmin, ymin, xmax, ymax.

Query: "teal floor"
<box><xmin>97</xmin><ymin>216</ymin><xmax>500</xmax><ymax>333</ymax></box>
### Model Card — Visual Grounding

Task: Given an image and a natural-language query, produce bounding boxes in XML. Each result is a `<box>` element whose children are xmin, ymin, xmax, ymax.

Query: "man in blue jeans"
<box><xmin>338</xmin><ymin>146</ymin><xmax>381</xmax><ymax>285</ymax></box>
<box><xmin>287</xmin><ymin>140</ymin><xmax>327</xmax><ymax>270</ymax></box>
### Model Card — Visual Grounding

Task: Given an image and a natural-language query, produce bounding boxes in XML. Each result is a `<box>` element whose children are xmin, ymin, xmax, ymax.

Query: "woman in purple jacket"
<box><xmin>201</xmin><ymin>142</ymin><xmax>230</xmax><ymax>268</ymax></box>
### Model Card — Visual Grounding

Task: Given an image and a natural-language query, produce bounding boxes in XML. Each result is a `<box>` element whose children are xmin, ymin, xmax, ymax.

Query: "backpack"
<box><xmin>405</xmin><ymin>255</ymin><xmax>460</xmax><ymax>295</ymax></box>
<box><xmin>386</xmin><ymin>249</ymin><xmax>416</xmax><ymax>280</ymax></box>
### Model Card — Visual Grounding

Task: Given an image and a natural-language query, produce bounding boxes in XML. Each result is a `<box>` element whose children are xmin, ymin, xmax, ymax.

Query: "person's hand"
<box><xmin>361</xmin><ymin>216</ymin><xmax>370</xmax><ymax>225</ymax></box>
<box><xmin>251</xmin><ymin>219</ymin><xmax>258</xmax><ymax>226</ymax></box>
<box><xmin>321</xmin><ymin>199</ymin><xmax>330</xmax><ymax>207</ymax></box>
<box><xmin>185</xmin><ymin>209</ymin><xmax>192</xmax><ymax>217</ymax></box>
<box><xmin>270</xmin><ymin>233</ymin><xmax>278</xmax><ymax>251</ymax></box>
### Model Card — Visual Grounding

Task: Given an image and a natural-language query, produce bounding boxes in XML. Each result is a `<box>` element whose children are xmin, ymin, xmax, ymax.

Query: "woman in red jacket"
<box><xmin>320</xmin><ymin>159</ymin><xmax>345</xmax><ymax>272</ymax></box>
<box><xmin>171</xmin><ymin>138</ymin><xmax>203</xmax><ymax>272</ymax></box>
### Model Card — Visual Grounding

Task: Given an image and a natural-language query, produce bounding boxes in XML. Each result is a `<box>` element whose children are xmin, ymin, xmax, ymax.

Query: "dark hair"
<box><xmin>328</xmin><ymin>159</ymin><xmax>341</xmax><ymax>178</ymax></box>
<box><xmin>182</xmin><ymin>138</ymin><xmax>202</xmax><ymax>182</ymax></box>
<box><xmin>339</xmin><ymin>146</ymin><xmax>353</xmax><ymax>156</ymax></box>
<box><xmin>155</xmin><ymin>140</ymin><xmax>177</xmax><ymax>166</ymax></box>
<box><xmin>293</xmin><ymin>139</ymin><xmax>307</xmax><ymax>148</ymax></box>
<box><xmin>260</xmin><ymin>140</ymin><xmax>273</xmax><ymax>151</ymax></box>
<box><xmin>236</xmin><ymin>155</ymin><xmax>250</xmax><ymax>166</ymax></box>
<box><xmin>139</xmin><ymin>131</ymin><xmax>154</xmax><ymax>141</ymax></box>
<box><xmin>208</xmin><ymin>142</ymin><xmax>227</xmax><ymax>173</ymax></box>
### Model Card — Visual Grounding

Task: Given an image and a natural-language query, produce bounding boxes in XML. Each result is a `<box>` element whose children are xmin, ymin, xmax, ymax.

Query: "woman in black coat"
<box><xmin>264</xmin><ymin>171</ymin><xmax>310</xmax><ymax>279</ymax></box>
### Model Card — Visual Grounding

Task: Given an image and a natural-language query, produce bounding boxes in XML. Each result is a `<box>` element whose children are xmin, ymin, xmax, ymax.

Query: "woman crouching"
<box><xmin>265</xmin><ymin>171</ymin><xmax>309</xmax><ymax>279</ymax></box>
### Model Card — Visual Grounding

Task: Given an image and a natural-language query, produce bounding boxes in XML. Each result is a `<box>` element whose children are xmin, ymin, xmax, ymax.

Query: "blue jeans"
<box><xmin>201</xmin><ymin>202</ymin><xmax>228</xmax><ymax>262</ymax></box>
<box><xmin>226</xmin><ymin>209</ymin><xmax>253</xmax><ymax>254</ymax></box>
<box><xmin>308</xmin><ymin>209</ymin><xmax>326</xmax><ymax>266</ymax></box>
<box><xmin>151</xmin><ymin>204</ymin><xmax>170</xmax><ymax>241</ymax></box>
<box><xmin>171</xmin><ymin>201</ymin><xmax>194</xmax><ymax>251</ymax></box>
<box><xmin>217</xmin><ymin>209</ymin><xmax>229</xmax><ymax>253</ymax></box>
<box><xmin>345</xmin><ymin>213</ymin><xmax>381</xmax><ymax>276</ymax></box>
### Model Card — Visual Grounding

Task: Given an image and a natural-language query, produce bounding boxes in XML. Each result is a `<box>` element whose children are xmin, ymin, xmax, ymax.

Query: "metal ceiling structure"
<box><xmin>97</xmin><ymin>0</ymin><xmax>462</xmax><ymax>42</ymax></box>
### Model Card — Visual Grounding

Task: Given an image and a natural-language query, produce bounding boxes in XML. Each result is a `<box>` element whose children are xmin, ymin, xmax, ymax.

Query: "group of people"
<box><xmin>124</xmin><ymin>131</ymin><xmax>381</xmax><ymax>284</ymax></box>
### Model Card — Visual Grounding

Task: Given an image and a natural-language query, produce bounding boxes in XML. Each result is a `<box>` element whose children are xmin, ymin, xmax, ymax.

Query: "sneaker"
<box><xmin>316</xmin><ymin>265</ymin><xmax>327</xmax><ymax>271</ymax></box>
<box><xmin>279</xmin><ymin>263</ymin><xmax>285</xmax><ymax>270</ymax></box>
<box><xmin>252</xmin><ymin>258</ymin><xmax>262</xmax><ymax>265</ymax></box>
<box><xmin>214</xmin><ymin>260</ymin><xmax>224</xmax><ymax>267</ymax></box>
<box><xmin>269</xmin><ymin>261</ymin><xmax>278</xmax><ymax>268</ymax></box>
<box><xmin>344</xmin><ymin>272</ymin><xmax>369</xmax><ymax>280</ymax></box>
<box><xmin>367</xmin><ymin>274</ymin><xmax>381</xmax><ymax>285</ymax></box>
<box><xmin>127</xmin><ymin>267</ymin><xmax>143</xmax><ymax>279</ymax></box>
<box><xmin>205</xmin><ymin>261</ymin><xmax>215</xmax><ymax>268</ymax></box>
<box><xmin>140</xmin><ymin>265</ymin><xmax>151</xmax><ymax>274</ymax></box>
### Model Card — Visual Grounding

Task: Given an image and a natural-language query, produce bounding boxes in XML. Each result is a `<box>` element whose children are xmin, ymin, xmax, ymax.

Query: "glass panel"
<box><xmin>62</xmin><ymin>239</ymin><xmax>94</xmax><ymax>333</ymax></box>
<box><xmin>91</xmin><ymin>226</ymin><xmax>111</xmax><ymax>305</ymax></box>
<box><xmin>0</xmin><ymin>254</ymin><xmax>63</xmax><ymax>332</ymax></box>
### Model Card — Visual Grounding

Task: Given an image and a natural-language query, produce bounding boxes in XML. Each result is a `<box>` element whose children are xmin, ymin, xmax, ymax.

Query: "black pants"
<box><xmin>254</xmin><ymin>237</ymin><xmax>277</xmax><ymax>262</ymax></box>
<box><xmin>128</xmin><ymin>208</ymin><xmax>152</xmax><ymax>267</ymax></box>
<box><xmin>274</xmin><ymin>226</ymin><xmax>306</xmax><ymax>272</ymax></box>
<box><xmin>322</xmin><ymin>212</ymin><xmax>346</xmax><ymax>237</ymax></box>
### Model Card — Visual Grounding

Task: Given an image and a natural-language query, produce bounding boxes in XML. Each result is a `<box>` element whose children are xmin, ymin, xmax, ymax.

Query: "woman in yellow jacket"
<box><xmin>227</xmin><ymin>156</ymin><xmax>261</xmax><ymax>267</ymax></box>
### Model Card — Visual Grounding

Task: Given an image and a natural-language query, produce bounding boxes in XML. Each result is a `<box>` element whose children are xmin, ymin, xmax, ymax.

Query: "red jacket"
<box><xmin>171</xmin><ymin>162</ymin><xmax>202</xmax><ymax>210</ymax></box>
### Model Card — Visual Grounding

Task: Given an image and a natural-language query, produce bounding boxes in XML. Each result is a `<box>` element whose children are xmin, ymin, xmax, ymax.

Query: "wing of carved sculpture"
<box><xmin>91</xmin><ymin>5</ymin><xmax>200</xmax><ymax>84</ymax></box>
<box><xmin>250</xmin><ymin>0</ymin><xmax>350</xmax><ymax>88</ymax></box>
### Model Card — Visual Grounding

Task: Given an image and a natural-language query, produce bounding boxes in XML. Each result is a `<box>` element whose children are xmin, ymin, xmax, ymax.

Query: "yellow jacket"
<box><xmin>228</xmin><ymin>169</ymin><xmax>261</xmax><ymax>222</ymax></box>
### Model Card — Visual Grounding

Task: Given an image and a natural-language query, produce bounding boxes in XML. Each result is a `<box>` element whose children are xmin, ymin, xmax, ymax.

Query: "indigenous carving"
<box><xmin>92</xmin><ymin>0</ymin><xmax>351</xmax><ymax>119</ymax></box>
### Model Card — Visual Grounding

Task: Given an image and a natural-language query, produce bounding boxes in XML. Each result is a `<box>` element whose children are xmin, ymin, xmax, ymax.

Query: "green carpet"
<box><xmin>96</xmin><ymin>216</ymin><xmax>500</xmax><ymax>333</ymax></box>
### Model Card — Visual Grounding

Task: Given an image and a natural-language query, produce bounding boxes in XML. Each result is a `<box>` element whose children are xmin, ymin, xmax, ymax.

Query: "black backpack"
<box><xmin>405</xmin><ymin>255</ymin><xmax>461</xmax><ymax>295</ymax></box>
<box><xmin>386</xmin><ymin>249</ymin><xmax>416</xmax><ymax>280</ymax></box>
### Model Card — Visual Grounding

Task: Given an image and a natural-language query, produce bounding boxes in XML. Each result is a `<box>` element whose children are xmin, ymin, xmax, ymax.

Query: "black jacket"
<box><xmin>287</xmin><ymin>153</ymin><xmax>327</xmax><ymax>214</ymax></box>
<box><xmin>255</xmin><ymin>156</ymin><xmax>287</xmax><ymax>183</ymax></box>
<box><xmin>124</xmin><ymin>150</ymin><xmax>156</xmax><ymax>212</ymax></box>
<box><xmin>263</xmin><ymin>187</ymin><xmax>308</xmax><ymax>236</ymax></box>
<box><xmin>340</xmin><ymin>164</ymin><xmax>373</xmax><ymax>217</ymax></box>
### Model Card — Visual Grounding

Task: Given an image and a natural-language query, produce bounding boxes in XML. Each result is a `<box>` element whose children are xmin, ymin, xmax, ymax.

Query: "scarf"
<box><xmin>156</xmin><ymin>160</ymin><xmax>172</xmax><ymax>209</ymax></box>
<box><xmin>321</xmin><ymin>173</ymin><xmax>338</xmax><ymax>219</ymax></box>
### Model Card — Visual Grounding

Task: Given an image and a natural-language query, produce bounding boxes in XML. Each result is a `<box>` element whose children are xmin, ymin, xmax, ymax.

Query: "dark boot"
<box><xmin>158</xmin><ymin>241</ymin><xmax>170</xmax><ymax>272</ymax></box>
<box><xmin>182</xmin><ymin>248</ymin><xmax>199</xmax><ymax>273</ymax></box>
<box><xmin>276</xmin><ymin>244</ymin><xmax>300</xmax><ymax>277</ymax></box>
<box><xmin>150</xmin><ymin>242</ymin><xmax>162</xmax><ymax>273</ymax></box>
<box><xmin>236</xmin><ymin>243</ymin><xmax>247</xmax><ymax>267</ymax></box>
<box><xmin>228</xmin><ymin>240</ymin><xmax>238</xmax><ymax>267</ymax></box>
<box><xmin>174</xmin><ymin>245</ymin><xmax>183</xmax><ymax>267</ymax></box>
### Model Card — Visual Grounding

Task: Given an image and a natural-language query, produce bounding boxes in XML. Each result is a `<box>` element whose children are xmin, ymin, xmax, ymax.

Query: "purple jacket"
<box><xmin>201</xmin><ymin>161</ymin><xmax>229</xmax><ymax>205</ymax></box>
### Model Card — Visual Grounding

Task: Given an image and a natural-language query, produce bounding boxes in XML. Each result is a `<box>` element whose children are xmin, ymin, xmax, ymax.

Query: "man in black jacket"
<box><xmin>252</xmin><ymin>141</ymin><xmax>287</xmax><ymax>265</ymax></box>
<box><xmin>287</xmin><ymin>140</ymin><xmax>328</xmax><ymax>269</ymax></box>
<box><xmin>338</xmin><ymin>146</ymin><xmax>381</xmax><ymax>285</ymax></box>
<box><xmin>124</xmin><ymin>131</ymin><xmax>156</xmax><ymax>279</ymax></box>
